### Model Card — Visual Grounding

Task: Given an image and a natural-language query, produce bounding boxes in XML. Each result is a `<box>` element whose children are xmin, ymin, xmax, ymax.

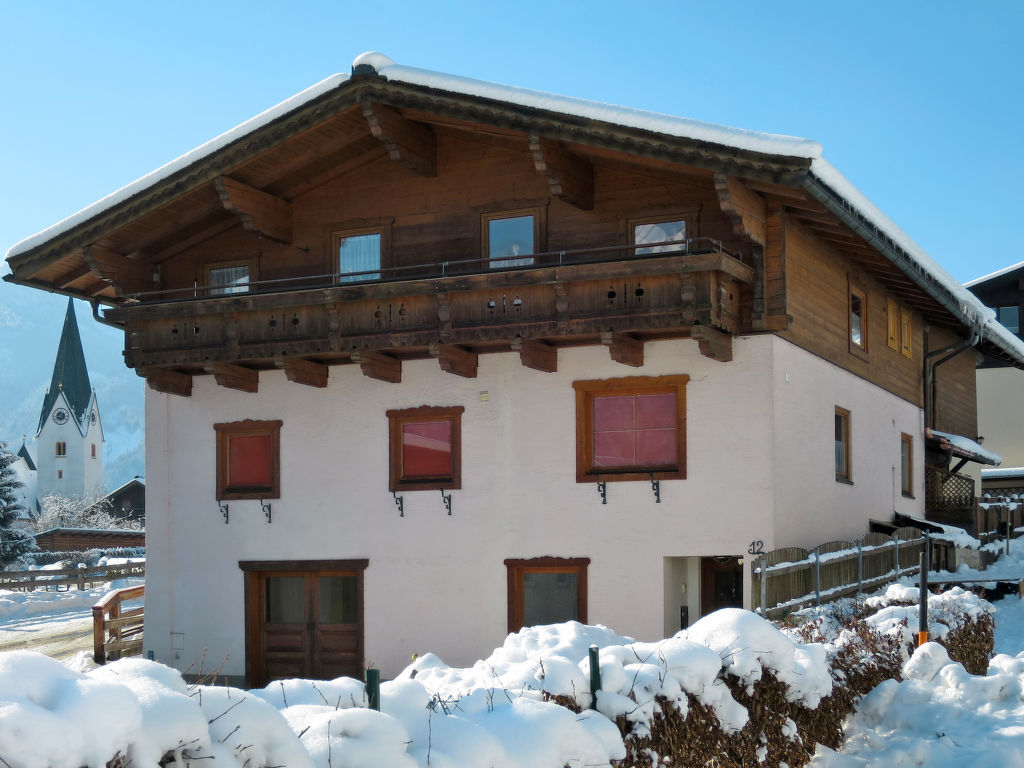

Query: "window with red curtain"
<box><xmin>387</xmin><ymin>406</ymin><xmax>464</xmax><ymax>491</ymax></box>
<box><xmin>214</xmin><ymin>420</ymin><xmax>282</xmax><ymax>499</ymax></box>
<box><xmin>573</xmin><ymin>375</ymin><xmax>688</xmax><ymax>482</ymax></box>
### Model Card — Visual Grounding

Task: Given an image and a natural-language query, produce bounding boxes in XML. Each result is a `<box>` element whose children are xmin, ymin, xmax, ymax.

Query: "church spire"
<box><xmin>36</xmin><ymin>298</ymin><xmax>93</xmax><ymax>435</ymax></box>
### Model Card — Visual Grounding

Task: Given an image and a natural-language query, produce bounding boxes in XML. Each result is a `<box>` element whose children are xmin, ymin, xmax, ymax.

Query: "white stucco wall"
<box><xmin>143</xmin><ymin>334</ymin><xmax>925</xmax><ymax>679</ymax></box>
<box><xmin>977</xmin><ymin>367</ymin><xmax>1024</xmax><ymax>471</ymax></box>
<box><xmin>35</xmin><ymin>394</ymin><xmax>103</xmax><ymax>501</ymax></box>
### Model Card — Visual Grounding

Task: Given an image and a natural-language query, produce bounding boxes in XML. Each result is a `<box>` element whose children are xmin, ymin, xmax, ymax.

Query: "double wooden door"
<box><xmin>242</xmin><ymin>560</ymin><xmax>366</xmax><ymax>687</ymax></box>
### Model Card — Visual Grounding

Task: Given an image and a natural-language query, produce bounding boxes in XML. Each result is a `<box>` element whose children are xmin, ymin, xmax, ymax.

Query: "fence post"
<box><xmin>857</xmin><ymin>540</ymin><xmax>863</xmax><ymax>596</ymax></box>
<box><xmin>918</xmin><ymin>549</ymin><xmax>930</xmax><ymax>646</ymax></box>
<box><xmin>365</xmin><ymin>668</ymin><xmax>380</xmax><ymax>711</ymax></box>
<box><xmin>759</xmin><ymin>555</ymin><xmax>768</xmax><ymax>616</ymax></box>
<box><xmin>814</xmin><ymin>551</ymin><xmax>821</xmax><ymax>606</ymax></box>
<box><xmin>77</xmin><ymin>564</ymin><xmax>86</xmax><ymax>591</ymax></box>
<box><xmin>893</xmin><ymin>530</ymin><xmax>900</xmax><ymax>577</ymax></box>
<box><xmin>588</xmin><ymin>645</ymin><xmax>601</xmax><ymax>710</ymax></box>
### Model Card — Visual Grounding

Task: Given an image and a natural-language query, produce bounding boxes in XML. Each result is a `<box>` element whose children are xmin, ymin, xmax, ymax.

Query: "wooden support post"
<box><xmin>429</xmin><ymin>343</ymin><xmax>478</xmax><ymax>378</ymax></box>
<box><xmin>206</xmin><ymin>362</ymin><xmax>259</xmax><ymax>393</ymax></box>
<box><xmin>351</xmin><ymin>350</ymin><xmax>402</xmax><ymax>383</ymax></box>
<box><xmin>714</xmin><ymin>174</ymin><xmax>767</xmax><ymax>246</ymax></box>
<box><xmin>601</xmin><ymin>331</ymin><xmax>644</xmax><ymax>367</ymax></box>
<box><xmin>92</xmin><ymin>605</ymin><xmax>106</xmax><ymax>665</ymax></box>
<box><xmin>691</xmin><ymin>324</ymin><xmax>733</xmax><ymax>362</ymax></box>
<box><xmin>529</xmin><ymin>134</ymin><xmax>594</xmax><ymax>210</ymax></box>
<box><xmin>274</xmin><ymin>356</ymin><xmax>328</xmax><ymax>388</ymax></box>
<box><xmin>82</xmin><ymin>245</ymin><xmax>153</xmax><ymax>296</ymax></box>
<box><xmin>138</xmin><ymin>367</ymin><xmax>193</xmax><ymax>397</ymax></box>
<box><xmin>214</xmin><ymin>176</ymin><xmax>293</xmax><ymax>243</ymax></box>
<box><xmin>361</xmin><ymin>102</ymin><xmax>437</xmax><ymax>177</ymax></box>
<box><xmin>512</xmin><ymin>338</ymin><xmax>557</xmax><ymax>372</ymax></box>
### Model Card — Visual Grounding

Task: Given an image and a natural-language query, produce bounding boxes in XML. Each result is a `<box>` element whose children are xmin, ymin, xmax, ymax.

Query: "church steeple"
<box><xmin>36</xmin><ymin>298</ymin><xmax>93</xmax><ymax>435</ymax></box>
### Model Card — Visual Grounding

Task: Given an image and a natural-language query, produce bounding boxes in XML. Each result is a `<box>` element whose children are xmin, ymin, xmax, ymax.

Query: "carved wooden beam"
<box><xmin>351</xmin><ymin>350</ymin><xmax>402</xmax><ymax>383</ymax></box>
<box><xmin>274</xmin><ymin>356</ymin><xmax>328</xmax><ymax>388</ymax></box>
<box><xmin>138</xmin><ymin>367</ymin><xmax>192</xmax><ymax>397</ymax></box>
<box><xmin>429</xmin><ymin>343</ymin><xmax>478</xmax><ymax>378</ymax></box>
<box><xmin>601</xmin><ymin>331</ymin><xmax>644</xmax><ymax>367</ymax></box>
<box><xmin>214</xmin><ymin>176</ymin><xmax>292</xmax><ymax>244</ymax></box>
<box><xmin>714</xmin><ymin>174</ymin><xmax>767</xmax><ymax>246</ymax></box>
<box><xmin>511</xmin><ymin>337</ymin><xmax>557</xmax><ymax>372</ymax></box>
<box><xmin>205</xmin><ymin>361</ymin><xmax>259</xmax><ymax>393</ymax></box>
<box><xmin>82</xmin><ymin>245</ymin><xmax>153</xmax><ymax>296</ymax></box>
<box><xmin>528</xmin><ymin>134</ymin><xmax>594</xmax><ymax>210</ymax></box>
<box><xmin>691</xmin><ymin>324</ymin><xmax>733</xmax><ymax>362</ymax></box>
<box><xmin>361</xmin><ymin>102</ymin><xmax>437</xmax><ymax>177</ymax></box>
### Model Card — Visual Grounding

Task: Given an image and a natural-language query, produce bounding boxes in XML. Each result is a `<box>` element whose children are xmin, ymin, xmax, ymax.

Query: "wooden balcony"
<box><xmin>104</xmin><ymin>239</ymin><xmax>755</xmax><ymax>394</ymax></box>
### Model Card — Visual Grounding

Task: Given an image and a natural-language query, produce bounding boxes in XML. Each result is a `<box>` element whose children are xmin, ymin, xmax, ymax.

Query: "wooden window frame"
<box><xmin>387</xmin><ymin>406</ymin><xmax>464</xmax><ymax>491</ymax></box>
<box><xmin>481</xmin><ymin>207</ymin><xmax>544</xmax><ymax>268</ymax></box>
<box><xmin>573</xmin><ymin>375</ymin><xmax>688</xmax><ymax>483</ymax></box>
<box><xmin>848</xmin><ymin>280</ymin><xmax>868</xmax><ymax>358</ymax></box>
<box><xmin>628</xmin><ymin>212</ymin><xmax>693</xmax><ymax>255</ymax></box>
<box><xmin>835</xmin><ymin>407</ymin><xmax>852</xmax><ymax>483</ymax></box>
<box><xmin>332</xmin><ymin>224</ymin><xmax>390</xmax><ymax>282</ymax></box>
<box><xmin>504</xmin><ymin>557</ymin><xmax>589</xmax><ymax>633</ymax></box>
<box><xmin>55</xmin><ymin>441</ymin><xmax>66</xmax><ymax>457</ymax></box>
<box><xmin>214</xmin><ymin>419</ymin><xmax>283</xmax><ymax>500</ymax></box>
<box><xmin>901</xmin><ymin>432</ymin><xmax>914</xmax><ymax>497</ymax></box>
<box><xmin>204</xmin><ymin>258</ymin><xmax>256</xmax><ymax>296</ymax></box>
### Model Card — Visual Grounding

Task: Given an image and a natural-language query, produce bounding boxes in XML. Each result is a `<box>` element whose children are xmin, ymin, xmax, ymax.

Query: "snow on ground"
<box><xmin>1</xmin><ymin>552</ymin><xmax>1024</xmax><ymax>766</ymax></box>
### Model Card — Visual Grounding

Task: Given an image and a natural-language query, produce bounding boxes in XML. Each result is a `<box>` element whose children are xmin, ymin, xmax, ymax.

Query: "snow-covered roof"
<box><xmin>928</xmin><ymin>429</ymin><xmax>1002</xmax><ymax>466</ymax></box>
<box><xmin>982</xmin><ymin>466</ymin><xmax>1024</xmax><ymax>480</ymax></box>
<box><xmin>965</xmin><ymin>260</ymin><xmax>1024</xmax><ymax>288</ymax></box>
<box><xmin>7</xmin><ymin>51</ymin><xmax>1024</xmax><ymax>364</ymax></box>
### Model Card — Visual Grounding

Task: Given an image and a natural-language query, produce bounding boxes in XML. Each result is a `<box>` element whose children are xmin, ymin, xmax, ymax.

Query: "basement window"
<box><xmin>505</xmin><ymin>557</ymin><xmax>589</xmax><ymax>632</ymax></box>
<box><xmin>214</xmin><ymin>420</ymin><xmax>282</xmax><ymax>499</ymax></box>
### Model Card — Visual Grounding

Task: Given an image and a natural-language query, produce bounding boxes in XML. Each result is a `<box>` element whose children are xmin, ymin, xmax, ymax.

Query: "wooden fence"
<box><xmin>752</xmin><ymin>526</ymin><xmax>936</xmax><ymax>618</ymax></box>
<box><xmin>0</xmin><ymin>562</ymin><xmax>145</xmax><ymax>592</ymax></box>
<box><xmin>92</xmin><ymin>584</ymin><xmax>144</xmax><ymax>663</ymax></box>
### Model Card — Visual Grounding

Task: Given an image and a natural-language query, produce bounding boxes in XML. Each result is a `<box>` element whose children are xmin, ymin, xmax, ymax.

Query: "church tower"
<box><xmin>35</xmin><ymin>299</ymin><xmax>104</xmax><ymax>501</ymax></box>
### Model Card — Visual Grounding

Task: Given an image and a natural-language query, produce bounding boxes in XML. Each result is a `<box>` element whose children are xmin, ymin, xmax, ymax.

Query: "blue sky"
<box><xmin>1</xmin><ymin>0</ymin><xmax>1021</xmax><ymax>286</ymax></box>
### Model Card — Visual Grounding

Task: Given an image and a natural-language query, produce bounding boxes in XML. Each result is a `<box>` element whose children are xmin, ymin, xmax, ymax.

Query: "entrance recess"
<box><xmin>700</xmin><ymin>556</ymin><xmax>744</xmax><ymax>615</ymax></box>
<box><xmin>240</xmin><ymin>559</ymin><xmax>367</xmax><ymax>687</ymax></box>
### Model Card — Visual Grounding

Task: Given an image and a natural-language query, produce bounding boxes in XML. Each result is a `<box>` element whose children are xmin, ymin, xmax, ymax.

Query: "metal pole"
<box><xmin>918</xmin><ymin>549</ymin><xmax>930</xmax><ymax>647</ymax></box>
<box><xmin>814</xmin><ymin>551</ymin><xmax>821</xmax><ymax>606</ymax></box>
<box><xmin>893</xmin><ymin>530</ymin><xmax>900</xmax><ymax>577</ymax></box>
<box><xmin>365</xmin><ymin>668</ymin><xmax>380</xmax><ymax>711</ymax></box>
<box><xmin>759</xmin><ymin>554</ymin><xmax>768</xmax><ymax>616</ymax></box>
<box><xmin>857</xmin><ymin>540</ymin><xmax>863</xmax><ymax>596</ymax></box>
<box><xmin>588</xmin><ymin>645</ymin><xmax>601</xmax><ymax>710</ymax></box>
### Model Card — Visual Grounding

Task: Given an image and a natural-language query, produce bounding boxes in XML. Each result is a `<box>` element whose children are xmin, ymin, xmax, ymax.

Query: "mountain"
<box><xmin>0</xmin><ymin>277</ymin><xmax>144</xmax><ymax>491</ymax></box>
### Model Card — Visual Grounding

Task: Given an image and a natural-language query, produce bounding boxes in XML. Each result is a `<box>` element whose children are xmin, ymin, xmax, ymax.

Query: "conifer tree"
<box><xmin>0</xmin><ymin>441</ymin><xmax>37</xmax><ymax>568</ymax></box>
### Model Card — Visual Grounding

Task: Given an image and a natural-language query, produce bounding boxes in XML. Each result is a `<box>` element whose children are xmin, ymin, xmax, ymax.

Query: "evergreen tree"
<box><xmin>0</xmin><ymin>441</ymin><xmax>37</xmax><ymax>568</ymax></box>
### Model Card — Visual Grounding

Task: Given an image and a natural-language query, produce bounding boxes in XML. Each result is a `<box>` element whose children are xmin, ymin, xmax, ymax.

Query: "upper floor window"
<box><xmin>849</xmin><ymin>281</ymin><xmax>868</xmax><ymax>356</ymax></box>
<box><xmin>997</xmin><ymin>306</ymin><xmax>1020</xmax><ymax>334</ymax></box>
<box><xmin>91</xmin><ymin>443</ymin><xmax>96</xmax><ymax>459</ymax></box>
<box><xmin>573</xmin><ymin>375</ymin><xmax>688</xmax><ymax>483</ymax></box>
<box><xmin>207</xmin><ymin>261</ymin><xmax>251</xmax><ymax>296</ymax></box>
<box><xmin>336</xmin><ymin>230</ymin><xmax>383</xmax><ymax>282</ymax></box>
<box><xmin>632</xmin><ymin>217</ymin><xmax>687</xmax><ymax>255</ymax></box>
<box><xmin>214</xmin><ymin>419</ymin><xmax>282</xmax><ymax>500</ymax></box>
<box><xmin>886</xmin><ymin>297</ymin><xmax>913</xmax><ymax>359</ymax></box>
<box><xmin>55</xmin><ymin>441</ymin><xmax>66</xmax><ymax>457</ymax></box>
<box><xmin>387</xmin><ymin>406</ymin><xmax>464</xmax><ymax>491</ymax></box>
<box><xmin>483</xmin><ymin>210</ymin><xmax>538</xmax><ymax>268</ymax></box>
<box><xmin>900</xmin><ymin>433</ymin><xmax>913</xmax><ymax>497</ymax></box>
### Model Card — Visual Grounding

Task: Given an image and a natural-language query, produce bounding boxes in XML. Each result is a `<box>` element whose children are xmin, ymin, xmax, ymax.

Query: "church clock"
<box><xmin>52</xmin><ymin>408</ymin><xmax>70</xmax><ymax>425</ymax></box>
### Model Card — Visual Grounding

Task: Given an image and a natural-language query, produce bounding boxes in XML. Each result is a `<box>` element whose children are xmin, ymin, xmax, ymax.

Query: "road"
<box><xmin>0</xmin><ymin>607</ymin><xmax>95</xmax><ymax>662</ymax></box>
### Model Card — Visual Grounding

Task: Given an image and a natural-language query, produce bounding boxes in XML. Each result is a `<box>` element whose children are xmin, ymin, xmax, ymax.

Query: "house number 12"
<box><xmin>747</xmin><ymin>540</ymin><xmax>765</xmax><ymax>555</ymax></box>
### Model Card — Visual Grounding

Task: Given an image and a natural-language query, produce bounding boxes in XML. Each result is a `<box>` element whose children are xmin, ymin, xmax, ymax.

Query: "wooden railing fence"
<box><xmin>752</xmin><ymin>526</ymin><xmax>939</xmax><ymax>618</ymax></box>
<box><xmin>92</xmin><ymin>585</ymin><xmax>144</xmax><ymax>664</ymax></box>
<box><xmin>0</xmin><ymin>562</ymin><xmax>145</xmax><ymax>592</ymax></box>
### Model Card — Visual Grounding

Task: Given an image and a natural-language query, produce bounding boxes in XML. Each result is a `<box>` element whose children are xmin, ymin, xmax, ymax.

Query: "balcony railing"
<box><xmin>126</xmin><ymin>237</ymin><xmax>729</xmax><ymax>305</ymax></box>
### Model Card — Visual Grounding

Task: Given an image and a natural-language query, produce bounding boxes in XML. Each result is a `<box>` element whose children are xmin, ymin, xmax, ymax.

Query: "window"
<box><xmin>387</xmin><ymin>406</ymin><xmax>464</xmax><ymax>491</ymax></box>
<box><xmin>505</xmin><ymin>557</ymin><xmax>589</xmax><ymax>632</ymax></box>
<box><xmin>91</xmin><ymin>443</ymin><xmax>96</xmax><ymax>458</ymax></box>
<box><xmin>900</xmin><ymin>306</ymin><xmax>913</xmax><ymax>358</ymax></box>
<box><xmin>55</xmin><ymin>441</ymin><xmax>66</xmax><ymax>457</ymax></box>
<box><xmin>214</xmin><ymin>420</ymin><xmax>282</xmax><ymax>499</ymax></box>
<box><xmin>573</xmin><ymin>375</ymin><xmax>688</xmax><ymax>483</ymax></box>
<box><xmin>997</xmin><ymin>306</ymin><xmax>1020</xmax><ymax>334</ymax></box>
<box><xmin>206</xmin><ymin>261</ymin><xmax>252</xmax><ymax>296</ymax></box>
<box><xmin>887</xmin><ymin>298</ymin><xmax>899</xmax><ymax>350</ymax></box>
<box><xmin>483</xmin><ymin>210</ymin><xmax>539</xmax><ymax>268</ymax></box>
<box><xmin>56</xmin><ymin>469</ymin><xmax>62</xmax><ymax>479</ymax></box>
<box><xmin>901</xmin><ymin>433</ymin><xmax>913</xmax><ymax>497</ymax></box>
<box><xmin>632</xmin><ymin>216</ymin><xmax>688</xmax><ymax>255</ymax></box>
<box><xmin>835</xmin><ymin>407</ymin><xmax>851</xmax><ymax>483</ymax></box>
<box><xmin>336</xmin><ymin>230</ymin><xmax>383</xmax><ymax>282</ymax></box>
<box><xmin>849</xmin><ymin>282</ymin><xmax>867</xmax><ymax>355</ymax></box>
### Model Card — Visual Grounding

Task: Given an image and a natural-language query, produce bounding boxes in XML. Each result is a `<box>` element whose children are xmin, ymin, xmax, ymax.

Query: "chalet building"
<box><xmin>966</xmin><ymin>263</ymin><xmax>1024</xmax><ymax>496</ymax></box>
<box><xmin>6</xmin><ymin>53</ymin><xmax>1024</xmax><ymax>684</ymax></box>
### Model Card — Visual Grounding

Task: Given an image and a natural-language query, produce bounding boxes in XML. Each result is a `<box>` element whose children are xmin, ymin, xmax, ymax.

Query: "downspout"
<box><xmin>89</xmin><ymin>299</ymin><xmax>125</xmax><ymax>331</ymax></box>
<box><xmin>923</xmin><ymin>329</ymin><xmax>981</xmax><ymax>430</ymax></box>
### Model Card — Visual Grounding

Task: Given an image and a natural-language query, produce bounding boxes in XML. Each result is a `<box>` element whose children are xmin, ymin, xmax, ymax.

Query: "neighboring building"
<box><xmin>965</xmin><ymin>262</ymin><xmax>1024</xmax><ymax>495</ymax></box>
<box><xmin>33</xmin><ymin>526</ymin><xmax>145</xmax><ymax>552</ymax></box>
<box><xmin>6</xmin><ymin>53</ymin><xmax>1024</xmax><ymax>684</ymax></box>
<box><xmin>13</xmin><ymin>299</ymin><xmax>105</xmax><ymax>512</ymax></box>
<box><xmin>83</xmin><ymin>477</ymin><xmax>146</xmax><ymax>527</ymax></box>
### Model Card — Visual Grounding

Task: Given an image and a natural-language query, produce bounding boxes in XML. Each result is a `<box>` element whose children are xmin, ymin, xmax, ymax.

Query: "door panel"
<box><xmin>700</xmin><ymin>556</ymin><xmax>743</xmax><ymax>616</ymax></box>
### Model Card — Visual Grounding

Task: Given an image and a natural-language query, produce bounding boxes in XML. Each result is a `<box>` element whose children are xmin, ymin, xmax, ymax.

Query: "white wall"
<box><xmin>978</xmin><ymin>367</ymin><xmax>1024</xmax><ymax>470</ymax></box>
<box><xmin>143</xmin><ymin>334</ymin><xmax>924</xmax><ymax>679</ymax></box>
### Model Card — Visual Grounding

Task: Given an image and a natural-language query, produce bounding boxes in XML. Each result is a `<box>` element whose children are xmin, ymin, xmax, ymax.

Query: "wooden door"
<box><xmin>700</xmin><ymin>556</ymin><xmax>743</xmax><ymax>616</ymax></box>
<box><xmin>241</xmin><ymin>560</ymin><xmax>366</xmax><ymax>687</ymax></box>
